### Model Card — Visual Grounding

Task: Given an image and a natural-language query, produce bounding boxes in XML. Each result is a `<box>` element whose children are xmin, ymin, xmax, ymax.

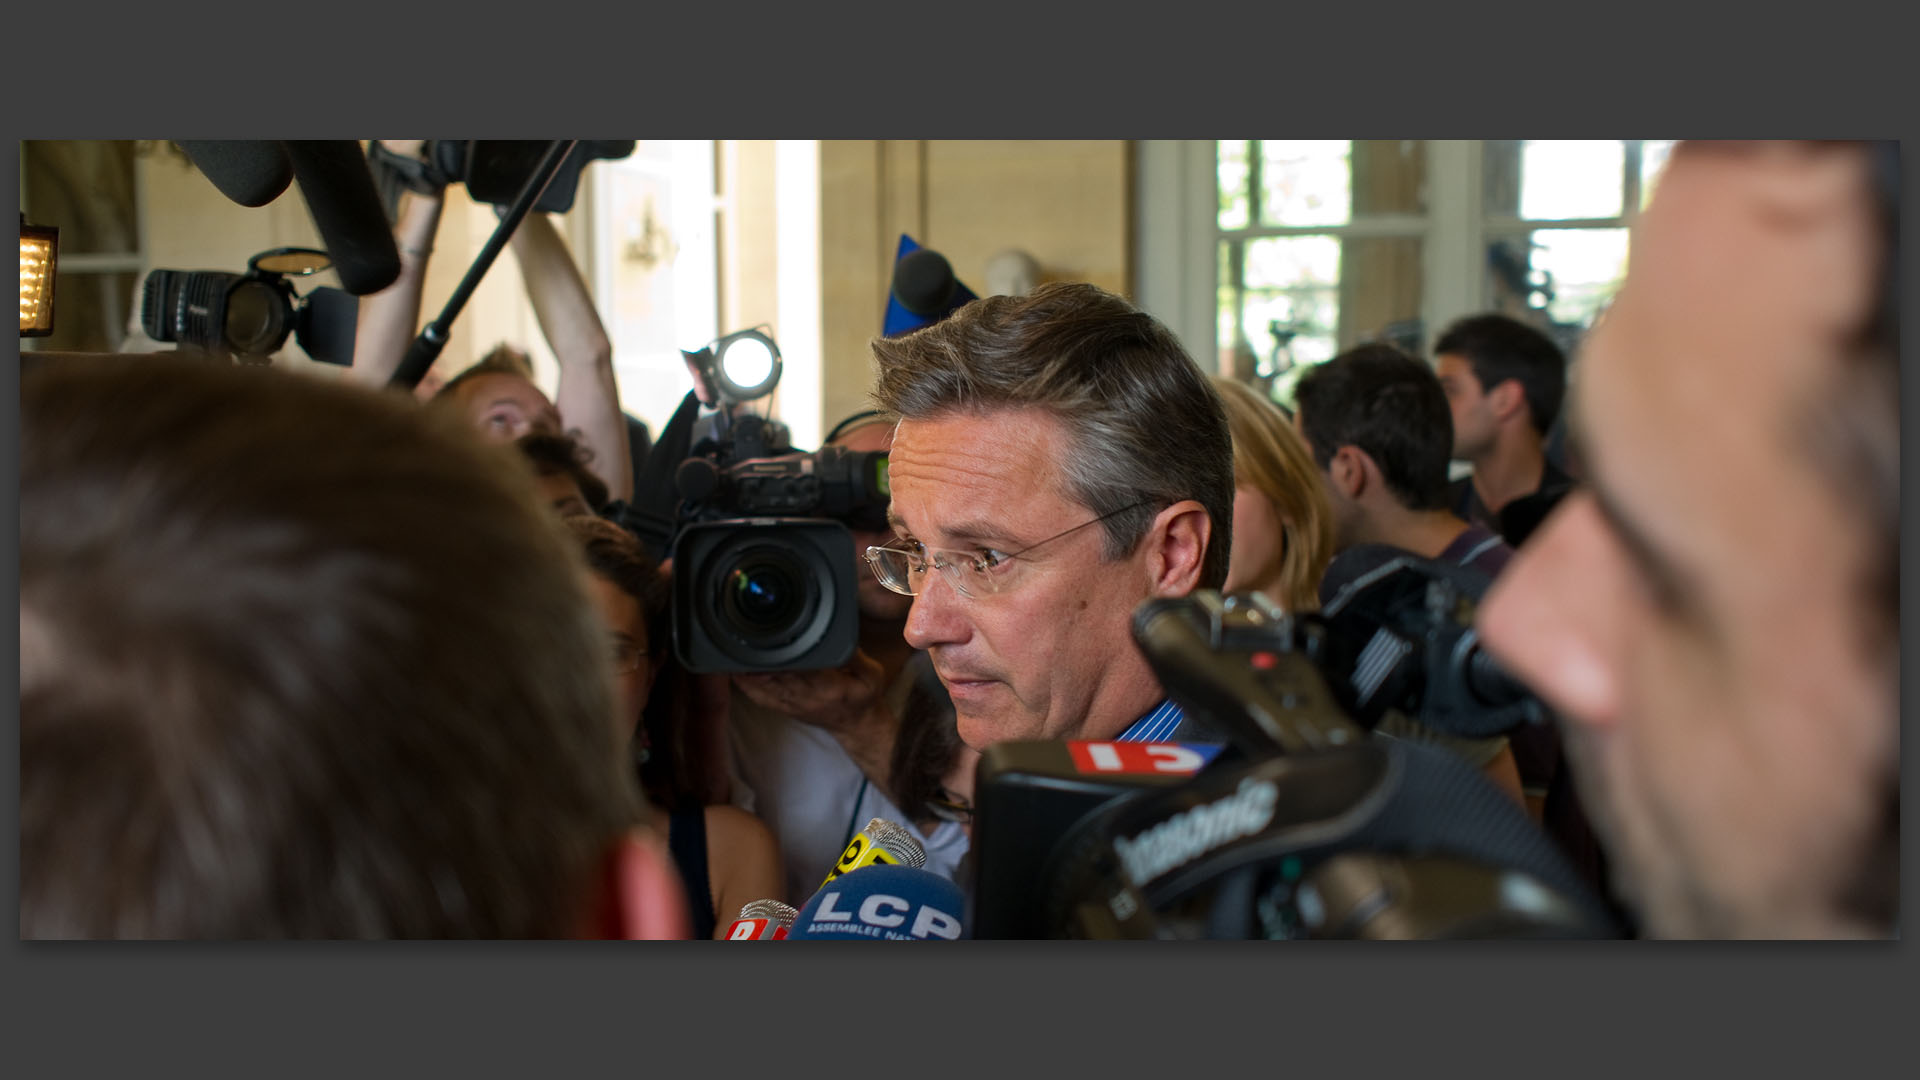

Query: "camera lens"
<box><xmin>726</xmin><ymin>561</ymin><xmax>798</xmax><ymax>629</ymax></box>
<box><xmin>675</xmin><ymin>520</ymin><xmax>859</xmax><ymax>673</ymax></box>
<box><xmin>715</xmin><ymin>547</ymin><xmax>817</xmax><ymax>642</ymax></box>
<box><xmin>224</xmin><ymin>279</ymin><xmax>288</xmax><ymax>355</ymax></box>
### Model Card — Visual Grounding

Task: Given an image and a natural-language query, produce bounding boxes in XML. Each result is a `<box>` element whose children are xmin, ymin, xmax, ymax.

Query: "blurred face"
<box><xmin>1223</xmin><ymin>483</ymin><xmax>1285</xmax><ymax>601</ymax></box>
<box><xmin>584</xmin><ymin>574</ymin><xmax>657</xmax><ymax>749</ymax></box>
<box><xmin>886</xmin><ymin>408</ymin><xmax>1162</xmax><ymax>749</ymax></box>
<box><xmin>1436</xmin><ymin>353</ymin><xmax>1497</xmax><ymax>461</ymax></box>
<box><xmin>833</xmin><ymin>421</ymin><xmax>912</xmax><ymax>623</ymax></box>
<box><xmin>451</xmin><ymin>373</ymin><xmax>562</xmax><ymax>443</ymax></box>
<box><xmin>1477</xmin><ymin>145</ymin><xmax>1894</xmax><ymax>937</ymax></box>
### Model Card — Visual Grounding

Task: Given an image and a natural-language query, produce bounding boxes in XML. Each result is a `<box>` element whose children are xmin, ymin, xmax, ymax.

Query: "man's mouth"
<box><xmin>935</xmin><ymin>666</ymin><xmax>1000</xmax><ymax>695</ymax></box>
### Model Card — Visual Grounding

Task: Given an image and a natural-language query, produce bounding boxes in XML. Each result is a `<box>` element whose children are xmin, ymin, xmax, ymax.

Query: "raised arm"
<box><xmin>349</xmin><ymin>142</ymin><xmax>444</xmax><ymax>396</ymax></box>
<box><xmin>509</xmin><ymin>211</ymin><xmax>632</xmax><ymax>503</ymax></box>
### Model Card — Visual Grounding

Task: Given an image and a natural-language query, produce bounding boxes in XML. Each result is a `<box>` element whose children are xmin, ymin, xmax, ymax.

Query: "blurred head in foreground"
<box><xmin>1479</xmin><ymin>141</ymin><xmax>1899</xmax><ymax>938</ymax></box>
<box><xmin>20</xmin><ymin>355</ymin><xmax>688</xmax><ymax>938</ymax></box>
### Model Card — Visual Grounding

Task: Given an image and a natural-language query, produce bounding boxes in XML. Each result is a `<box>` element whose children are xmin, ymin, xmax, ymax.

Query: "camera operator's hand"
<box><xmin>732</xmin><ymin>651</ymin><xmax>889</xmax><ymax>733</ymax></box>
<box><xmin>370</xmin><ymin>140</ymin><xmax>448</xmax><ymax>198</ymax></box>
<box><xmin>375</xmin><ymin>139</ymin><xmax>427</xmax><ymax>161</ymax></box>
<box><xmin>732</xmin><ymin>652</ymin><xmax>899</xmax><ymax>799</ymax></box>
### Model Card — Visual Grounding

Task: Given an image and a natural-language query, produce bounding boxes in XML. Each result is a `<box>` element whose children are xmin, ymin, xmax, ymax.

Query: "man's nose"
<box><xmin>1478</xmin><ymin>493</ymin><xmax>1623</xmax><ymax>733</ymax></box>
<box><xmin>903</xmin><ymin>568</ymin><xmax>970</xmax><ymax>652</ymax></box>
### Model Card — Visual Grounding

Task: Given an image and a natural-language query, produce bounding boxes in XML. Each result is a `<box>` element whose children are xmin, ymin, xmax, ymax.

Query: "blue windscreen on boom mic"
<box><xmin>787</xmin><ymin>864</ymin><xmax>968</xmax><ymax>941</ymax></box>
<box><xmin>881</xmin><ymin>234</ymin><xmax>978</xmax><ymax>338</ymax></box>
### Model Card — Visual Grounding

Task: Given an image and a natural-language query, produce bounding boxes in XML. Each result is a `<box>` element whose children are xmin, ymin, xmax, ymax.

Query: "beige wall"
<box><xmin>818</xmin><ymin>140</ymin><xmax>1133</xmax><ymax>435</ymax></box>
<box><xmin>718</xmin><ymin>140</ymin><xmax>781</xmax><ymax>337</ymax></box>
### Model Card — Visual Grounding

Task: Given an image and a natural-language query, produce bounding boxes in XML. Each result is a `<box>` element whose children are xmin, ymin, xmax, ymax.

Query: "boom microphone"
<box><xmin>881</xmin><ymin>235</ymin><xmax>978</xmax><ymax>337</ymax></box>
<box><xmin>281</xmin><ymin>141</ymin><xmax>402</xmax><ymax>296</ymax></box>
<box><xmin>176</xmin><ymin>141</ymin><xmax>293</xmax><ymax>207</ymax></box>
<box><xmin>819</xmin><ymin>817</ymin><xmax>926</xmax><ymax>891</ymax></box>
<box><xmin>724</xmin><ymin>899</ymin><xmax>799</xmax><ymax>940</ymax></box>
<box><xmin>787</xmin><ymin>864</ymin><xmax>967</xmax><ymax>941</ymax></box>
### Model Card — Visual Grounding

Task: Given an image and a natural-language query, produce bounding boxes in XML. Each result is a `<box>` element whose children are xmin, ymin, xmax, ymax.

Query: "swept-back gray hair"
<box><xmin>870</xmin><ymin>282</ymin><xmax>1233</xmax><ymax>589</ymax></box>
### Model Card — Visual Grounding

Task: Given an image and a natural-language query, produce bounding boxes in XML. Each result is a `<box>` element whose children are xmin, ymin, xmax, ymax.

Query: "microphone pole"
<box><xmin>389</xmin><ymin>139</ymin><xmax>578</xmax><ymax>392</ymax></box>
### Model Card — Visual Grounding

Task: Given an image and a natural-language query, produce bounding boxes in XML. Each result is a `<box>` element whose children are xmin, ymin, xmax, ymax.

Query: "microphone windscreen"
<box><xmin>882</xmin><ymin>234</ymin><xmax>978</xmax><ymax>337</ymax></box>
<box><xmin>861</xmin><ymin>818</ymin><xmax>928</xmax><ymax>867</ymax></box>
<box><xmin>893</xmin><ymin>249</ymin><xmax>959</xmax><ymax>315</ymax></box>
<box><xmin>724</xmin><ymin>899</ymin><xmax>799</xmax><ymax>940</ymax></box>
<box><xmin>177</xmin><ymin>141</ymin><xmax>293</xmax><ymax>207</ymax></box>
<box><xmin>740</xmin><ymin>898</ymin><xmax>799</xmax><ymax>928</ymax></box>
<box><xmin>283</xmin><ymin>141</ymin><xmax>402</xmax><ymax>296</ymax></box>
<box><xmin>787</xmin><ymin>865</ymin><xmax>967</xmax><ymax>941</ymax></box>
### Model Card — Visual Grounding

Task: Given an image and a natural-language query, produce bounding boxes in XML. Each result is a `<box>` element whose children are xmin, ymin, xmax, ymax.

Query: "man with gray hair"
<box><xmin>866</xmin><ymin>282</ymin><xmax>1235</xmax><ymax>751</ymax></box>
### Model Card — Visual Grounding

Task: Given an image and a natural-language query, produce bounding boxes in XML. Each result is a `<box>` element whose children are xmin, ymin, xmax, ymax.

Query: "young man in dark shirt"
<box><xmin>1434</xmin><ymin>313</ymin><xmax>1573</xmax><ymax>548</ymax></box>
<box><xmin>1294</xmin><ymin>343</ymin><xmax>1515</xmax><ymax>587</ymax></box>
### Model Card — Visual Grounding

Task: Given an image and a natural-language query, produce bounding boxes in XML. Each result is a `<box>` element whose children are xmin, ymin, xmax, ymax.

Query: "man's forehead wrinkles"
<box><xmin>890</xmin><ymin>439</ymin><xmax>1018</xmax><ymax>479</ymax></box>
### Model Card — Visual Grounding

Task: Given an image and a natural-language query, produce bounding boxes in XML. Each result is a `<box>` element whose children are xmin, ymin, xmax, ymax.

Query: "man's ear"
<box><xmin>582</xmin><ymin>827</ymin><xmax>693</xmax><ymax>940</ymax></box>
<box><xmin>1144</xmin><ymin>499</ymin><xmax>1211</xmax><ymax>596</ymax></box>
<box><xmin>1489</xmin><ymin>378</ymin><xmax>1528</xmax><ymax>424</ymax></box>
<box><xmin>1329</xmin><ymin>445</ymin><xmax>1371</xmax><ymax>501</ymax></box>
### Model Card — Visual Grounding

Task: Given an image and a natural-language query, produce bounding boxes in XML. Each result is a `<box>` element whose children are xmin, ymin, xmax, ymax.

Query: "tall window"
<box><xmin>1479</xmin><ymin>139</ymin><xmax>1674</xmax><ymax>329</ymax></box>
<box><xmin>1214</xmin><ymin>140</ymin><xmax>1674</xmax><ymax>404</ymax></box>
<box><xmin>1217</xmin><ymin>140</ymin><xmax>1427</xmax><ymax>396</ymax></box>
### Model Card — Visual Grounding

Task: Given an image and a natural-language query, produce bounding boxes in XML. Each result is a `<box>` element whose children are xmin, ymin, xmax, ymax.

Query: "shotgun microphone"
<box><xmin>281</xmin><ymin>141</ymin><xmax>402</xmax><ymax>296</ymax></box>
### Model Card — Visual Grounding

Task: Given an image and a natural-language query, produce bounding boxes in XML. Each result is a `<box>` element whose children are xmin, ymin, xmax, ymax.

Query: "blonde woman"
<box><xmin>1211</xmin><ymin>376</ymin><xmax>1336</xmax><ymax>613</ymax></box>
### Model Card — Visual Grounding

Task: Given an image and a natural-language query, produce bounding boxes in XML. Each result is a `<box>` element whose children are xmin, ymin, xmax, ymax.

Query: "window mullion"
<box><xmin>1623</xmin><ymin>140</ymin><xmax>1644</xmax><ymax>223</ymax></box>
<box><xmin>1422</xmin><ymin>139</ymin><xmax>1479</xmax><ymax>358</ymax></box>
<box><xmin>1247</xmin><ymin>140</ymin><xmax>1263</xmax><ymax>229</ymax></box>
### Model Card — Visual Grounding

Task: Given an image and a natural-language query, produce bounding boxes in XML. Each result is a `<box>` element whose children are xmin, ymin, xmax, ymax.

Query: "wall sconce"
<box><xmin>20</xmin><ymin>213</ymin><xmax>59</xmax><ymax>337</ymax></box>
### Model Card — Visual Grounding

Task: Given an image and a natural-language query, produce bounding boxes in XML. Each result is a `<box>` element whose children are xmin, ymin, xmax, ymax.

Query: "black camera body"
<box><xmin>664</xmin><ymin>411</ymin><xmax>891</xmax><ymax>675</ymax></box>
<box><xmin>140</xmin><ymin>248</ymin><xmax>356</xmax><ymax>365</ymax></box>
<box><xmin>676</xmin><ymin>443</ymin><xmax>891</xmax><ymax>534</ymax></box>
<box><xmin>968</xmin><ymin>567</ymin><xmax>1619</xmax><ymax>940</ymax></box>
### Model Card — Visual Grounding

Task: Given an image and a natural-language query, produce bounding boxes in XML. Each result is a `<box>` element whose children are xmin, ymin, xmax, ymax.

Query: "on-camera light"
<box><xmin>20</xmin><ymin>214</ymin><xmax>58</xmax><ymax>337</ymax></box>
<box><xmin>711</xmin><ymin>328</ymin><xmax>782</xmax><ymax>403</ymax></box>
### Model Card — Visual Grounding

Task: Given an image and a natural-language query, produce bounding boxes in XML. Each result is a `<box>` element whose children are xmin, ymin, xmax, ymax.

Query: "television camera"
<box><xmin>140</xmin><ymin>247</ymin><xmax>358</xmax><ymax>365</ymax></box>
<box><xmin>627</xmin><ymin>328</ymin><xmax>890</xmax><ymax>675</ymax></box>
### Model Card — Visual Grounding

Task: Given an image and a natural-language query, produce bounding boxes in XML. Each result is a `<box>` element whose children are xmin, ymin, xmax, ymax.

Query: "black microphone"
<box><xmin>176</xmin><ymin>141</ymin><xmax>293</xmax><ymax>207</ymax></box>
<box><xmin>281</xmin><ymin>141</ymin><xmax>402</xmax><ymax>296</ymax></box>
<box><xmin>892</xmin><ymin>249</ymin><xmax>961</xmax><ymax>316</ymax></box>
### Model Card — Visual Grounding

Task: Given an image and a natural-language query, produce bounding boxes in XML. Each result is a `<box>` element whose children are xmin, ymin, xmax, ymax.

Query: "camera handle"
<box><xmin>388</xmin><ymin>140</ymin><xmax>579</xmax><ymax>391</ymax></box>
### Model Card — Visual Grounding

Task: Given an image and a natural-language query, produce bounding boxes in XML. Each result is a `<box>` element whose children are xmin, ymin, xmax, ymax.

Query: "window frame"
<box><xmin>1134</xmin><ymin>139</ymin><xmax>1666</xmax><ymax>376</ymax></box>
